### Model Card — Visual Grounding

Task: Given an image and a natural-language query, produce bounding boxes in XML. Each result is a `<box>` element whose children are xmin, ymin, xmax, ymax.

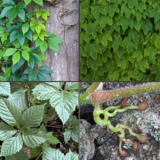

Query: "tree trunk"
<box><xmin>30</xmin><ymin>0</ymin><xmax>79</xmax><ymax>81</ymax></box>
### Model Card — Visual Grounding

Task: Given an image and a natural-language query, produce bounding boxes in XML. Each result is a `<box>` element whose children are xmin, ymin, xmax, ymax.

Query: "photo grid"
<box><xmin>0</xmin><ymin>0</ymin><xmax>160</xmax><ymax>160</ymax></box>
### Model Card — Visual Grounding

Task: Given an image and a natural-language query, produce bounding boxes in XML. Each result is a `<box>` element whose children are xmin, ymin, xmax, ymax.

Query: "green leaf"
<box><xmin>135</xmin><ymin>59</ymin><xmax>149</xmax><ymax>72</ymax></box>
<box><xmin>0</xmin><ymin>6</ymin><xmax>12</xmax><ymax>18</ymax></box>
<box><xmin>22</xmin><ymin>22</ymin><xmax>29</xmax><ymax>34</ymax></box>
<box><xmin>2</xmin><ymin>0</ymin><xmax>15</xmax><ymax>7</ymax></box>
<box><xmin>65</xmin><ymin>82</ymin><xmax>78</xmax><ymax>91</ymax></box>
<box><xmin>31</xmin><ymin>53</ymin><xmax>41</xmax><ymax>64</ymax></box>
<box><xmin>0</xmin><ymin>82</ymin><xmax>10</xmax><ymax>96</ymax></box>
<box><xmin>24</xmin><ymin>0</ymin><xmax>31</xmax><ymax>5</ymax></box>
<box><xmin>11</xmin><ymin>88</ymin><xmax>27</xmax><ymax>111</ymax></box>
<box><xmin>5</xmin><ymin>151</ymin><xmax>29</xmax><ymax>160</ymax></box>
<box><xmin>155</xmin><ymin>35</ymin><xmax>160</xmax><ymax>49</ymax></box>
<box><xmin>1</xmin><ymin>135</ymin><xmax>23</xmax><ymax>156</ymax></box>
<box><xmin>64</xmin><ymin>151</ymin><xmax>78</xmax><ymax>160</ymax></box>
<box><xmin>10</xmin><ymin>31</ymin><xmax>18</xmax><ymax>42</ymax></box>
<box><xmin>108</xmin><ymin>71</ymin><xmax>119</xmax><ymax>81</ymax></box>
<box><xmin>33</xmin><ymin>83</ymin><xmax>78</xmax><ymax>124</ymax></box>
<box><xmin>0</xmin><ymin>122</ymin><xmax>17</xmax><ymax>141</ymax></box>
<box><xmin>143</xmin><ymin>20</ymin><xmax>152</xmax><ymax>35</ymax></box>
<box><xmin>64</xmin><ymin>115</ymin><xmax>78</xmax><ymax>143</ymax></box>
<box><xmin>144</xmin><ymin>46</ymin><xmax>157</xmax><ymax>59</ymax></box>
<box><xmin>37</xmin><ymin>72</ymin><xmax>52</xmax><ymax>81</ymax></box>
<box><xmin>8</xmin><ymin>7</ymin><xmax>19</xmax><ymax>22</ymax></box>
<box><xmin>4</xmin><ymin>48</ymin><xmax>17</xmax><ymax>57</ymax></box>
<box><xmin>40</xmin><ymin>41</ymin><xmax>48</xmax><ymax>53</ymax></box>
<box><xmin>48</xmin><ymin>40</ymin><xmax>60</xmax><ymax>52</ymax></box>
<box><xmin>127</xmin><ymin>0</ymin><xmax>138</xmax><ymax>9</ymax></box>
<box><xmin>17</xmin><ymin>32</ymin><xmax>25</xmax><ymax>46</ymax></box>
<box><xmin>42</xmin><ymin>147</ymin><xmax>64</xmax><ymax>160</ymax></box>
<box><xmin>18</xmin><ymin>9</ymin><xmax>25</xmax><ymax>21</ymax></box>
<box><xmin>33</xmin><ymin>0</ymin><xmax>43</xmax><ymax>6</ymax></box>
<box><xmin>35</xmin><ymin>25</ymin><xmax>41</xmax><ymax>34</ymax></box>
<box><xmin>39</xmin><ymin>66</ymin><xmax>52</xmax><ymax>73</ymax></box>
<box><xmin>31</xmin><ymin>147</ymin><xmax>41</xmax><ymax>159</ymax></box>
<box><xmin>85</xmin><ymin>43</ymin><xmax>102</xmax><ymax>60</ymax></box>
<box><xmin>22</xmin><ymin>104</ymin><xmax>45</xmax><ymax>128</ymax></box>
<box><xmin>46</xmin><ymin>132</ymin><xmax>59</xmax><ymax>145</ymax></box>
<box><xmin>29</xmin><ymin>71</ymin><xmax>37</xmax><ymax>81</ymax></box>
<box><xmin>12</xmin><ymin>52</ymin><xmax>20</xmax><ymax>65</ymax></box>
<box><xmin>0</xmin><ymin>98</ymin><xmax>22</xmax><ymax>127</ymax></box>
<box><xmin>23</xmin><ymin>129</ymin><xmax>48</xmax><ymax>148</ymax></box>
<box><xmin>22</xmin><ymin>51</ymin><xmax>30</xmax><ymax>62</ymax></box>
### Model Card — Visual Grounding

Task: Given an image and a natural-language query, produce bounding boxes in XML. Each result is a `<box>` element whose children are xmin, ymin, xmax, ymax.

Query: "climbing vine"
<box><xmin>0</xmin><ymin>0</ymin><xmax>63</xmax><ymax>81</ymax></box>
<box><xmin>80</xmin><ymin>0</ymin><xmax>160</xmax><ymax>81</ymax></box>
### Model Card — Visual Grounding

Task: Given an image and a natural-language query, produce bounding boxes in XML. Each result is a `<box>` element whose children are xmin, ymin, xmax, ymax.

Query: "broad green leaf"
<box><xmin>22</xmin><ymin>51</ymin><xmax>30</xmax><ymax>62</ymax></box>
<box><xmin>0</xmin><ymin>122</ymin><xmax>17</xmax><ymax>141</ymax></box>
<box><xmin>33</xmin><ymin>0</ymin><xmax>43</xmax><ymax>6</ymax></box>
<box><xmin>1</xmin><ymin>135</ymin><xmax>23</xmax><ymax>156</ymax></box>
<box><xmin>64</xmin><ymin>115</ymin><xmax>78</xmax><ymax>143</ymax></box>
<box><xmin>4</xmin><ymin>48</ymin><xmax>17</xmax><ymax>57</ymax></box>
<box><xmin>40</xmin><ymin>41</ymin><xmax>48</xmax><ymax>53</ymax></box>
<box><xmin>11</xmin><ymin>88</ymin><xmax>27</xmax><ymax>111</ymax></box>
<box><xmin>18</xmin><ymin>9</ymin><xmax>25</xmax><ymax>21</ymax></box>
<box><xmin>108</xmin><ymin>71</ymin><xmax>119</xmax><ymax>81</ymax></box>
<box><xmin>155</xmin><ymin>35</ymin><xmax>160</xmax><ymax>49</ymax></box>
<box><xmin>143</xmin><ymin>20</ymin><xmax>152</xmax><ymax>35</ymax></box>
<box><xmin>0</xmin><ymin>82</ymin><xmax>10</xmax><ymax>96</ymax></box>
<box><xmin>22</xmin><ymin>22</ymin><xmax>29</xmax><ymax>34</ymax></box>
<box><xmin>12</xmin><ymin>52</ymin><xmax>20</xmax><ymax>65</ymax></box>
<box><xmin>0</xmin><ymin>98</ymin><xmax>22</xmax><ymax>127</ymax></box>
<box><xmin>135</xmin><ymin>59</ymin><xmax>149</xmax><ymax>72</ymax></box>
<box><xmin>8</xmin><ymin>7</ymin><xmax>19</xmax><ymax>22</ymax></box>
<box><xmin>48</xmin><ymin>40</ymin><xmax>60</xmax><ymax>52</ymax></box>
<box><xmin>144</xmin><ymin>46</ymin><xmax>157</xmax><ymax>59</ymax></box>
<box><xmin>42</xmin><ymin>147</ymin><xmax>64</xmax><ymax>160</ymax></box>
<box><xmin>39</xmin><ymin>66</ymin><xmax>52</xmax><ymax>73</ymax></box>
<box><xmin>23</xmin><ymin>129</ymin><xmax>48</xmax><ymax>148</ymax></box>
<box><xmin>22</xmin><ymin>105</ymin><xmax>45</xmax><ymax>128</ymax></box>
<box><xmin>29</xmin><ymin>71</ymin><xmax>37</xmax><ymax>81</ymax></box>
<box><xmin>65</xmin><ymin>82</ymin><xmax>78</xmax><ymax>91</ymax></box>
<box><xmin>35</xmin><ymin>25</ymin><xmax>41</xmax><ymax>34</ymax></box>
<box><xmin>64</xmin><ymin>151</ymin><xmax>78</xmax><ymax>160</ymax></box>
<box><xmin>10</xmin><ymin>31</ymin><xmax>18</xmax><ymax>42</ymax></box>
<box><xmin>24</xmin><ymin>0</ymin><xmax>31</xmax><ymax>5</ymax></box>
<box><xmin>37</xmin><ymin>72</ymin><xmax>52</xmax><ymax>81</ymax></box>
<box><xmin>17</xmin><ymin>32</ymin><xmax>25</xmax><ymax>46</ymax></box>
<box><xmin>0</xmin><ymin>6</ymin><xmax>12</xmax><ymax>17</ymax></box>
<box><xmin>5</xmin><ymin>151</ymin><xmax>29</xmax><ymax>160</ymax></box>
<box><xmin>46</xmin><ymin>132</ymin><xmax>59</xmax><ymax>145</ymax></box>
<box><xmin>32</xmin><ymin>83</ymin><xmax>78</xmax><ymax>124</ymax></box>
<box><xmin>31</xmin><ymin>147</ymin><xmax>41</xmax><ymax>159</ymax></box>
<box><xmin>2</xmin><ymin>0</ymin><xmax>15</xmax><ymax>7</ymax></box>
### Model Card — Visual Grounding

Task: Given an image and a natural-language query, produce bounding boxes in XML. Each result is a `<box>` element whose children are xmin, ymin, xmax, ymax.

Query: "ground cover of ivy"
<box><xmin>0</xmin><ymin>82</ymin><xmax>79</xmax><ymax>160</ymax></box>
<box><xmin>80</xmin><ymin>0</ymin><xmax>160</xmax><ymax>81</ymax></box>
<box><xmin>0</xmin><ymin>0</ymin><xmax>63</xmax><ymax>81</ymax></box>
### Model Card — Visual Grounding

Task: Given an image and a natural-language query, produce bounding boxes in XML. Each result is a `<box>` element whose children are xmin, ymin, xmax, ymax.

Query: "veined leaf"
<box><xmin>0</xmin><ymin>98</ymin><xmax>22</xmax><ymax>127</ymax></box>
<box><xmin>0</xmin><ymin>82</ymin><xmax>10</xmax><ymax>96</ymax></box>
<box><xmin>0</xmin><ymin>122</ymin><xmax>17</xmax><ymax>141</ymax></box>
<box><xmin>64</xmin><ymin>151</ymin><xmax>78</xmax><ymax>160</ymax></box>
<box><xmin>22</xmin><ymin>104</ymin><xmax>45</xmax><ymax>128</ymax></box>
<box><xmin>23</xmin><ymin>129</ymin><xmax>48</xmax><ymax>148</ymax></box>
<box><xmin>1</xmin><ymin>135</ymin><xmax>23</xmax><ymax>156</ymax></box>
<box><xmin>42</xmin><ymin>147</ymin><xmax>64</xmax><ymax>160</ymax></box>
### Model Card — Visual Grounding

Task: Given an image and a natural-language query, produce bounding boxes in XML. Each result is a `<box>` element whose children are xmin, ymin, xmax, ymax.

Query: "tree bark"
<box><xmin>31</xmin><ymin>0</ymin><xmax>79</xmax><ymax>81</ymax></box>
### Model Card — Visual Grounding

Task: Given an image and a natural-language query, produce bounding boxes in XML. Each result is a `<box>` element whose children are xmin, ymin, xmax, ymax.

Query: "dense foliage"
<box><xmin>0</xmin><ymin>0</ymin><xmax>63</xmax><ymax>81</ymax></box>
<box><xmin>0</xmin><ymin>82</ymin><xmax>78</xmax><ymax>159</ymax></box>
<box><xmin>80</xmin><ymin>0</ymin><xmax>160</xmax><ymax>81</ymax></box>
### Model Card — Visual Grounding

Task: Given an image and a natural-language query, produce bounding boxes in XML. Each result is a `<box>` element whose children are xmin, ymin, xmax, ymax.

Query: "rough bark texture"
<box><xmin>30</xmin><ymin>0</ymin><xmax>79</xmax><ymax>81</ymax></box>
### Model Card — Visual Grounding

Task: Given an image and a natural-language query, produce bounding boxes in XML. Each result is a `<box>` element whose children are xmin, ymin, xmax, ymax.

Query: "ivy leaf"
<box><xmin>0</xmin><ymin>122</ymin><xmax>17</xmax><ymax>141</ymax></box>
<box><xmin>155</xmin><ymin>35</ymin><xmax>160</xmax><ymax>49</ymax></box>
<box><xmin>22</xmin><ymin>22</ymin><xmax>29</xmax><ymax>34</ymax></box>
<box><xmin>64</xmin><ymin>115</ymin><xmax>79</xmax><ymax>143</ymax></box>
<box><xmin>48</xmin><ymin>40</ymin><xmax>60</xmax><ymax>52</ymax></box>
<box><xmin>108</xmin><ymin>71</ymin><xmax>119</xmax><ymax>81</ymax></box>
<box><xmin>22</xmin><ymin>51</ymin><xmax>30</xmax><ymax>62</ymax></box>
<box><xmin>33</xmin><ymin>0</ymin><xmax>43</xmax><ymax>6</ymax></box>
<box><xmin>11</xmin><ymin>88</ymin><xmax>27</xmax><ymax>111</ymax></box>
<box><xmin>85</xmin><ymin>43</ymin><xmax>102</xmax><ymax>60</ymax></box>
<box><xmin>8</xmin><ymin>7</ymin><xmax>19</xmax><ymax>22</ymax></box>
<box><xmin>1</xmin><ymin>135</ymin><xmax>23</xmax><ymax>156</ymax></box>
<box><xmin>135</xmin><ymin>59</ymin><xmax>149</xmax><ymax>72</ymax></box>
<box><xmin>0</xmin><ymin>82</ymin><xmax>10</xmax><ymax>96</ymax></box>
<box><xmin>0</xmin><ymin>6</ymin><xmax>12</xmax><ymax>18</ymax></box>
<box><xmin>17</xmin><ymin>32</ymin><xmax>25</xmax><ymax>46</ymax></box>
<box><xmin>144</xmin><ymin>46</ymin><xmax>157</xmax><ymax>60</ymax></box>
<box><xmin>22</xmin><ymin>129</ymin><xmax>48</xmax><ymax>148</ymax></box>
<box><xmin>64</xmin><ymin>151</ymin><xmax>78</xmax><ymax>160</ymax></box>
<box><xmin>4</xmin><ymin>48</ymin><xmax>17</xmax><ymax>57</ymax></box>
<box><xmin>0</xmin><ymin>98</ymin><xmax>22</xmax><ymax>127</ymax></box>
<box><xmin>1</xmin><ymin>0</ymin><xmax>15</xmax><ymax>7</ymax></box>
<box><xmin>22</xmin><ymin>105</ymin><xmax>45</xmax><ymax>129</ymax></box>
<box><xmin>5</xmin><ymin>151</ymin><xmax>29</xmax><ymax>160</ymax></box>
<box><xmin>143</xmin><ymin>20</ymin><xmax>152</xmax><ymax>35</ymax></box>
<box><xmin>24</xmin><ymin>0</ymin><xmax>31</xmax><ymax>5</ymax></box>
<box><xmin>40</xmin><ymin>41</ymin><xmax>48</xmax><ymax>53</ymax></box>
<box><xmin>126</xmin><ymin>0</ymin><xmax>138</xmax><ymax>9</ymax></box>
<box><xmin>18</xmin><ymin>9</ymin><xmax>25</xmax><ymax>21</ymax></box>
<box><xmin>12</xmin><ymin>52</ymin><xmax>20</xmax><ymax>65</ymax></box>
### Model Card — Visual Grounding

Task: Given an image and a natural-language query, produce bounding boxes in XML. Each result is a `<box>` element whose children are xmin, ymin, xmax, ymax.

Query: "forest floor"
<box><xmin>79</xmin><ymin>82</ymin><xmax>160</xmax><ymax>160</ymax></box>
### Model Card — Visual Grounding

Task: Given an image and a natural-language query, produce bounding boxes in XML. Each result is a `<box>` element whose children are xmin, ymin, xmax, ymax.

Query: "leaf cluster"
<box><xmin>0</xmin><ymin>82</ymin><xmax>78</xmax><ymax>159</ymax></box>
<box><xmin>0</xmin><ymin>0</ymin><xmax>63</xmax><ymax>81</ymax></box>
<box><xmin>80</xmin><ymin>0</ymin><xmax>160</xmax><ymax>81</ymax></box>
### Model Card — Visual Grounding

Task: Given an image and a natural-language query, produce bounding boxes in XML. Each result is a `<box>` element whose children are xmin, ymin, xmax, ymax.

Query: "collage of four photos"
<box><xmin>0</xmin><ymin>0</ymin><xmax>160</xmax><ymax>160</ymax></box>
